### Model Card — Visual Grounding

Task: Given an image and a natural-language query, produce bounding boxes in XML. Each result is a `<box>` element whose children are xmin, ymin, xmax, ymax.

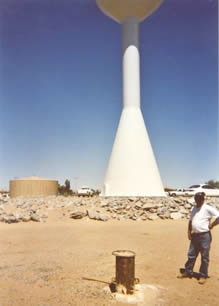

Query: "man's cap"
<box><xmin>194</xmin><ymin>192</ymin><xmax>205</xmax><ymax>199</ymax></box>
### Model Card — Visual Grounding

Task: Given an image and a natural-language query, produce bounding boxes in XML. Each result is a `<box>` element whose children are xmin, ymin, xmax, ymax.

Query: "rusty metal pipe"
<box><xmin>112</xmin><ymin>250</ymin><xmax>137</xmax><ymax>294</ymax></box>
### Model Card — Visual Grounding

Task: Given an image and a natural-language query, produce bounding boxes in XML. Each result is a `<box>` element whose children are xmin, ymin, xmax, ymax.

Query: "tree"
<box><xmin>65</xmin><ymin>179</ymin><xmax>71</xmax><ymax>193</ymax></box>
<box><xmin>206</xmin><ymin>180</ymin><xmax>219</xmax><ymax>189</ymax></box>
<box><xmin>92</xmin><ymin>189</ymin><xmax>101</xmax><ymax>196</ymax></box>
<box><xmin>58</xmin><ymin>179</ymin><xmax>72</xmax><ymax>196</ymax></box>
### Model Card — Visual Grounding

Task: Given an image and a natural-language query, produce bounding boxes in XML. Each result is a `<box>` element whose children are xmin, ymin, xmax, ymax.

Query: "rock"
<box><xmin>22</xmin><ymin>215</ymin><xmax>31</xmax><ymax>222</ymax></box>
<box><xmin>15</xmin><ymin>202</ymin><xmax>23</xmax><ymax>208</ymax></box>
<box><xmin>87</xmin><ymin>209</ymin><xmax>97</xmax><ymax>219</ymax></box>
<box><xmin>31</xmin><ymin>213</ymin><xmax>41</xmax><ymax>222</ymax></box>
<box><xmin>157</xmin><ymin>207</ymin><xmax>165</xmax><ymax>214</ymax></box>
<box><xmin>170</xmin><ymin>212</ymin><xmax>182</xmax><ymax>220</ymax></box>
<box><xmin>116</xmin><ymin>216</ymin><xmax>123</xmax><ymax>221</ymax></box>
<box><xmin>3</xmin><ymin>215</ymin><xmax>19</xmax><ymax>223</ymax></box>
<box><xmin>170</xmin><ymin>208</ymin><xmax>178</xmax><ymax>212</ymax></box>
<box><xmin>96</xmin><ymin>213</ymin><xmax>109</xmax><ymax>221</ymax></box>
<box><xmin>67</xmin><ymin>204</ymin><xmax>77</xmax><ymax>211</ymax></box>
<box><xmin>56</xmin><ymin>203</ymin><xmax>65</xmax><ymax>208</ymax></box>
<box><xmin>100</xmin><ymin>201</ymin><xmax>109</xmax><ymax>207</ymax></box>
<box><xmin>159</xmin><ymin>215</ymin><xmax>166</xmax><ymax>219</ymax></box>
<box><xmin>86</xmin><ymin>209</ymin><xmax>109</xmax><ymax>221</ymax></box>
<box><xmin>40</xmin><ymin>212</ymin><xmax>48</xmax><ymax>219</ymax></box>
<box><xmin>149</xmin><ymin>208</ymin><xmax>157</xmax><ymax>213</ymax></box>
<box><xmin>70</xmin><ymin>211</ymin><xmax>86</xmax><ymax>219</ymax></box>
<box><xmin>187</xmin><ymin>198</ymin><xmax>195</xmax><ymax>205</ymax></box>
<box><xmin>13</xmin><ymin>213</ymin><xmax>22</xmax><ymax>221</ymax></box>
<box><xmin>148</xmin><ymin>214</ymin><xmax>159</xmax><ymax>221</ymax></box>
<box><xmin>162</xmin><ymin>211</ymin><xmax>171</xmax><ymax>219</ymax></box>
<box><xmin>173</xmin><ymin>199</ymin><xmax>182</xmax><ymax>204</ymax></box>
<box><xmin>141</xmin><ymin>216</ymin><xmax>147</xmax><ymax>221</ymax></box>
<box><xmin>142</xmin><ymin>203</ymin><xmax>156</xmax><ymax>211</ymax></box>
<box><xmin>130</xmin><ymin>215</ymin><xmax>137</xmax><ymax>220</ymax></box>
<box><xmin>184</xmin><ymin>204</ymin><xmax>191</xmax><ymax>209</ymax></box>
<box><xmin>2</xmin><ymin>216</ymin><xmax>9</xmax><ymax>223</ymax></box>
<box><xmin>179</xmin><ymin>207</ymin><xmax>188</xmax><ymax>214</ymax></box>
<box><xmin>170</xmin><ymin>203</ymin><xmax>178</xmax><ymax>209</ymax></box>
<box><xmin>29</xmin><ymin>209</ymin><xmax>37</xmax><ymax>214</ymax></box>
<box><xmin>128</xmin><ymin>198</ymin><xmax>136</xmax><ymax>202</ymax></box>
<box><xmin>135</xmin><ymin>203</ymin><xmax>142</xmax><ymax>210</ymax></box>
<box><xmin>106</xmin><ymin>208</ymin><xmax>113</xmax><ymax>213</ymax></box>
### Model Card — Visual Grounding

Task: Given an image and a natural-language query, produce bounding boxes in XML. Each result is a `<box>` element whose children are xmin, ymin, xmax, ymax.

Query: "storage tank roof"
<box><xmin>13</xmin><ymin>176</ymin><xmax>57</xmax><ymax>181</ymax></box>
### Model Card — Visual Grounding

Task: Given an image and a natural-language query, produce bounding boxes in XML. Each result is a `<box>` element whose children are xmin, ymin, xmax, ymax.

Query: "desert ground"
<box><xmin>0</xmin><ymin>213</ymin><xmax>219</xmax><ymax>306</ymax></box>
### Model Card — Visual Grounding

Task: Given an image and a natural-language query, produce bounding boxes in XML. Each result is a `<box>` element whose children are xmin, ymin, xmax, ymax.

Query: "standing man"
<box><xmin>179</xmin><ymin>192</ymin><xmax>219</xmax><ymax>284</ymax></box>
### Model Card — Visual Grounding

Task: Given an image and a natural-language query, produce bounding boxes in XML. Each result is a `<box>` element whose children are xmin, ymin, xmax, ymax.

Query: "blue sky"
<box><xmin>0</xmin><ymin>0</ymin><xmax>218</xmax><ymax>191</ymax></box>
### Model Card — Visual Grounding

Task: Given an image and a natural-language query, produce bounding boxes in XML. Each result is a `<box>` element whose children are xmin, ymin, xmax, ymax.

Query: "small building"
<box><xmin>9</xmin><ymin>176</ymin><xmax>58</xmax><ymax>198</ymax></box>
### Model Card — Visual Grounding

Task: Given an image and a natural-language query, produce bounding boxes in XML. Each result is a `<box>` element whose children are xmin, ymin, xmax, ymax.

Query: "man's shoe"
<box><xmin>177</xmin><ymin>271</ymin><xmax>193</xmax><ymax>279</ymax></box>
<box><xmin>198</xmin><ymin>278</ymin><xmax>207</xmax><ymax>285</ymax></box>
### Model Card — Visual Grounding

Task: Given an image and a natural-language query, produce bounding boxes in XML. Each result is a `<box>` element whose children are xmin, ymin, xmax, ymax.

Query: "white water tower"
<box><xmin>96</xmin><ymin>0</ymin><xmax>165</xmax><ymax>197</ymax></box>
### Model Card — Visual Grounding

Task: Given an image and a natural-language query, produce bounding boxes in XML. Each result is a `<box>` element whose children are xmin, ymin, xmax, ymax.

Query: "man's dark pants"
<box><xmin>185</xmin><ymin>231</ymin><xmax>211</xmax><ymax>278</ymax></box>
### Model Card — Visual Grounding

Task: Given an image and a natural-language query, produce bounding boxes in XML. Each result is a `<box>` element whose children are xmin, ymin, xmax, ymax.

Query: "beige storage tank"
<box><xmin>9</xmin><ymin>176</ymin><xmax>58</xmax><ymax>198</ymax></box>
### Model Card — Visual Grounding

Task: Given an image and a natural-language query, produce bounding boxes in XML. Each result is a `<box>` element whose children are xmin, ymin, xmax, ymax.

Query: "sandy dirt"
<box><xmin>0</xmin><ymin>215</ymin><xmax>219</xmax><ymax>305</ymax></box>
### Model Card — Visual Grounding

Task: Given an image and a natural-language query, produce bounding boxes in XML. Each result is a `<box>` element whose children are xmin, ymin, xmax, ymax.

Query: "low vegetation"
<box><xmin>206</xmin><ymin>180</ymin><xmax>219</xmax><ymax>189</ymax></box>
<box><xmin>58</xmin><ymin>179</ymin><xmax>100</xmax><ymax>196</ymax></box>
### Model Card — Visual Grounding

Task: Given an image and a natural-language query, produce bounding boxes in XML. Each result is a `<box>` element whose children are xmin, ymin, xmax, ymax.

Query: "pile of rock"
<box><xmin>0</xmin><ymin>195</ymin><xmax>219</xmax><ymax>224</ymax></box>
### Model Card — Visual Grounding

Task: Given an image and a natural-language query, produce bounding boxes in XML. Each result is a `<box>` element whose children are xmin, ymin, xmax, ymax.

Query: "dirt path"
<box><xmin>0</xmin><ymin>219</ymin><xmax>218</xmax><ymax>305</ymax></box>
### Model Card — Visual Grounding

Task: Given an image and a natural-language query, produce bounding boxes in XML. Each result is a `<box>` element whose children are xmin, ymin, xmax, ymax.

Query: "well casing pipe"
<box><xmin>112</xmin><ymin>250</ymin><xmax>137</xmax><ymax>294</ymax></box>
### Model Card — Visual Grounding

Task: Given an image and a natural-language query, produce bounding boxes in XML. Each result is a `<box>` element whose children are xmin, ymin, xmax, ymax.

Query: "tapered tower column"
<box><xmin>122</xmin><ymin>17</ymin><xmax>140</xmax><ymax>109</ymax></box>
<box><xmin>97</xmin><ymin>0</ymin><xmax>165</xmax><ymax>197</ymax></box>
